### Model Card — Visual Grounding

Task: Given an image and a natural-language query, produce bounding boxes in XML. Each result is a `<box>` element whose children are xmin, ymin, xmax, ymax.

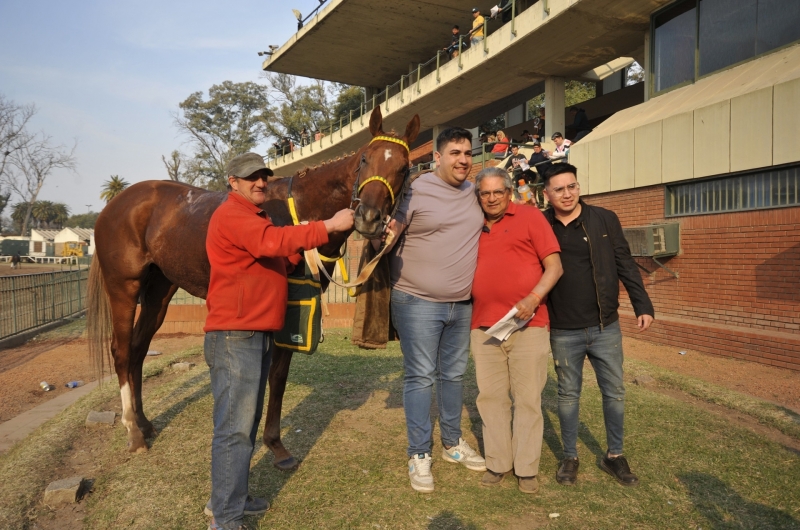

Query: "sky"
<box><xmin>0</xmin><ymin>0</ymin><xmax>320</xmax><ymax>214</ymax></box>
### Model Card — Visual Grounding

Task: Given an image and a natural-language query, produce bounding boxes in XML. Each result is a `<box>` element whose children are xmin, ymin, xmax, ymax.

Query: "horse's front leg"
<box><xmin>263</xmin><ymin>346</ymin><xmax>298</xmax><ymax>470</ymax></box>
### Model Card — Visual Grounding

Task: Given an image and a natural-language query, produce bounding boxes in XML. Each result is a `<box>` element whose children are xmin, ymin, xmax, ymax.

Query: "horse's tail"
<box><xmin>87</xmin><ymin>258</ymin><xmax>113</xmax><ymax>382</ymax></box>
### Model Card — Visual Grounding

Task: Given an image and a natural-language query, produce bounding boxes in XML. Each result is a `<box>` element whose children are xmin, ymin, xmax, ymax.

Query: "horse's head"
<box><xmin>352</xmin><ymin>107</ymin><xmax>420</xmax><ymax>239</ymax></box>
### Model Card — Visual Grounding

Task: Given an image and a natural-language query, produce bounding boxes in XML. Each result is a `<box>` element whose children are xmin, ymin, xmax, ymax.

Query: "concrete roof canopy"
<box><xmin>264</xmin><ymin>0</ymin><xmax>500</xmax><ymax>87</ymax></box>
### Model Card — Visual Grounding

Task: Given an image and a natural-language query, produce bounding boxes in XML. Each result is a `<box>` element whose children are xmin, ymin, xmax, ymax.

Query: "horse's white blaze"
<box><xmin>120</xmin><ymin>382</ymin><xmax>135</xmax><ymax>432</ymax></box>
<box><xmin>384</xmin><ymin>149</ymin><xmax>392</xmax><ymax>161</ymax></box>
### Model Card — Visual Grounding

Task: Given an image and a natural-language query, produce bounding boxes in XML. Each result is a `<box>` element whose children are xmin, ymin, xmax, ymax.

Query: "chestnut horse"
<box><xmin>87</xmin><ymin>108</ymin><xmax>420</xmax><ymax>465</ymax></box>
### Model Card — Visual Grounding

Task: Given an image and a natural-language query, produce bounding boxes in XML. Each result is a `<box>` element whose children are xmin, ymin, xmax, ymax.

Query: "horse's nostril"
<box><xmin>359</xmin><ymin>207</ymin><xmax>381</xmax><ymax>224</ymax></box>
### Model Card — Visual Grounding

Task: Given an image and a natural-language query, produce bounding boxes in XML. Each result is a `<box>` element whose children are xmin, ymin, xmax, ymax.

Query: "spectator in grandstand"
<box><xmin>519</xmin><ymin>130</ymin><xmax>533</xmax><ymax>143</ymax></box>
<box><xmin>532</xmin><ymin>109</ymin><xmax>545</xmax><ymax>142</ymax></box>
<box><xmin>504</xmin><ymin>145</ymin><xmax>536</xmax><ymax>184</ymax></box>
<box><xmin>300</xmin><ymin>127</ymin><xmax>309</xmax><ymax>147</ymax></box>
<box><xmin>567</xmin><ymin>107</ymin><xmax>592</xmax><ymax>142</ymax></box>
<box><xmin>551</xmin><ymin>132</ymin><xmax>571</xmax><ymax>159</ymax></box>
<box><xmin>528</xmin><ymin>142</ymin><xmax>552</xmax><ymax>178</ymax></box>
<box><xmin>470</xmin><ymin>8</ymin><xmax>485</xmax><ymax>46</ymax></box>
<box><xmin>491</xmin><ymin>130</ymin><xmax>510</xmax><ymax>158</ymax></box>
<box><xmin>444</xmin><ymin>25</ymin><xmax>466</xmax><ymax>58</ymax></box>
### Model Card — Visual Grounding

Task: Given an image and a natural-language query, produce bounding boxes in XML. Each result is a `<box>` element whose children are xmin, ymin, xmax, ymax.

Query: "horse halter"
<box><xmin>349</xmin><ymin>135</ymin><xmax>411</xmax><ymax>211</ymax></box>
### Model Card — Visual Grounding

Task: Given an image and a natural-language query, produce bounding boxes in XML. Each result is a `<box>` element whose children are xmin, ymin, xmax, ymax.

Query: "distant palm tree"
<box><xmin>52</xmin><ymin>203</ymin><xmax>70</xmax><ymax>229</ymax></box>
<box><xmin>32</xmin><ymin>200</ymin><xmax>56</xmax><ymax>228</ymax></box>
<box><xmin>100</xmin><ymin>175</ymin><xmax>130</xmax><ymax>203</ymax></box>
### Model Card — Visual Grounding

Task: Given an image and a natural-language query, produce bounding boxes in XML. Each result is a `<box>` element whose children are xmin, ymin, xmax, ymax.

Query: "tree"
<box><xmin>0</xmin><ymin>94</ymin><xmax>36</xmax><ymax>184</ymax></box>
<box><xmin>332</xmin><ymin>85</ymin><xmax>365</xmax><ymax>124</ymax></box>
<box><xmin>626</xmin><ymin>62</ymin><xmax>644</xmax><ymax>85</ymax></box>
<box><xmin>32</xmin><ymin>200</ymin><xmax>55</xmax><ymax>228</ymax></box>
<box><xmin>161</xmin><ymin>150</ymin><xmax>201</xmax><ymax>187</ymax></box>
<box><xmin>3</xmin><ymin>134</ymin><xmax>77</xmax><ymax>235</ymax></box>
<box><xmin>52</xmin><ymin>202</ymin><xmax>70</xmax><ymax>228</ymax></box>
<box><xmin>100</xmin><ymin>175</ymin><xmax>130</xmax><ymax>203</ymax></box>
<box><xmin>527</xmin><ymin>81</ymin><xmax>597</xmax><ymax>121</ymax></box>
<box><xmin>66</xmin><ymin>211</ymin><xmax>99</xmax><ymax>229</ymax></box>
<box><xmin>173</xmin><ymin>81</ymin><xmax>272</xmax><ymax>190</ymax></box>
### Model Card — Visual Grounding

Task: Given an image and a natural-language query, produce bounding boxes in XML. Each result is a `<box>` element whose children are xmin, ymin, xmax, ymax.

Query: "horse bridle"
<box><xmin>349</xmin><ymin>135</ymin><xmax>412</xmax><ymax>227</ymax></box>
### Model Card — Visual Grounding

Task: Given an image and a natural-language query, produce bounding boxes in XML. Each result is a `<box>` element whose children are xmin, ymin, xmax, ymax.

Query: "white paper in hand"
<box><xmin>484</xmin><ymin>307</ymin><xmax>533</xmax><ymax>341</ymax></box>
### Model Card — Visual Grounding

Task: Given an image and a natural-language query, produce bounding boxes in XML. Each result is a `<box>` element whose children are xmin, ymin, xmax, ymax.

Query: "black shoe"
<box><xmin>600</xmin><ymin>455</ymin><xmax>639</xmax><ymax>487</ymax></box>
<box><xmin>556</xmin><ymin>457</ymin><xmax>579</xmax><ymax>485</ymax></box>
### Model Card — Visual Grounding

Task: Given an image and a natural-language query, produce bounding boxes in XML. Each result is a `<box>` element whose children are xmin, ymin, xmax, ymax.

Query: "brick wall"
<box><xmin>585</xmin><ymin>185</ymin><xmax>800</xmax><ymax>370</ymax></box>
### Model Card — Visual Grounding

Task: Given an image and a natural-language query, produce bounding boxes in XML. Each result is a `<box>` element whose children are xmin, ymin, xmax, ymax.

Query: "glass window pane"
<box><xmin>756</xmin><ymin>0</ymin><xmax>800</xmax><ymax>54</ymax></box>
<box><xmin>699</xmin><ymin>0</ymin><xmax>757</xmax><ymax>76</ymax></box>
<box><xmin>654</xmin><ymin>0</ymin><xmax>697</xmax><ymax>92</ymax></box>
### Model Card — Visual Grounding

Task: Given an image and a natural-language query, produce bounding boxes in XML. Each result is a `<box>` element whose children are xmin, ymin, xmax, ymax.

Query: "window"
<box><xmin>653</xmin><ymin>1</ymin><xmax>697</xmax><ymax>92</ymax></box>
<box><xmin>652</xmin><ymin>0</ymin><xmax>800</xmax><ymax>93</ymax></box>
<box><xmin>698</xmin><ymin>0</ymin><xmax>757</xmax><ymax>76</ymax></box>
<box><xmin>666</xmin><ymin>165</ymin><xmax>800</xmax><ymax>216</ymax></box>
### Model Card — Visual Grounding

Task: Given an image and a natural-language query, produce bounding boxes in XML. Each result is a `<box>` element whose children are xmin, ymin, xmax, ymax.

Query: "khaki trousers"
<box><xmin>471</xmin><ymin>326</ymin><xmax>549</xmax><ymax>477</ymax></box>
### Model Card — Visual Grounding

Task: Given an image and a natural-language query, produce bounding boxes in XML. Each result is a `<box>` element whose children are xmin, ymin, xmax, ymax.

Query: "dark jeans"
<box><xmin>550</xmin><ymin>321</ymin><xmax>625</xmax><ymax>458</ymax></box>
<box><xmin>205</xmin><ymin>331</ymin><xmax>272</xmax><ymax>530</ymax></box>
<box><xmin>390</xmin><ymin>289</ymin><xmax>472</xmax><ymax>456</ymax></box>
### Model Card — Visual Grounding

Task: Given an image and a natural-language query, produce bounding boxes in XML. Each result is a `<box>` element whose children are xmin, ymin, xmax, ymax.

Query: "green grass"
<box><xmin>4</xmin><ymin>329</ymin><xmax>800</xmax><ymax>529</ymax></box>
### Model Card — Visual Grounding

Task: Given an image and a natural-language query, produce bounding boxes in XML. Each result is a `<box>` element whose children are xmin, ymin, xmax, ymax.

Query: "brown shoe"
<box><xmin>480</xmin><ymin>469</ymin><xmax>509</xmax><ymax>486</ymax></box>
<box><xmin>517</xmin><ymin>476</ymin><xmax>539</xmax><ymax>494</ymax></box>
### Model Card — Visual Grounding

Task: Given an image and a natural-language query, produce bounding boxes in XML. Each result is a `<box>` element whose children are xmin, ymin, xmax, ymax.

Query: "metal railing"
<box><xmin>265</xmin><ymin>0</ymin><xmax>542</xmax><ymax>168</ymax></box>
<box><xmin>0</xmin><ymin>268</ymin><xmax>90</xmax><ymax>340</ymax></box>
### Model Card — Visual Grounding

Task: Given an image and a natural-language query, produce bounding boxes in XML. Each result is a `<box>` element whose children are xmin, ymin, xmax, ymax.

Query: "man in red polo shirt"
<box><xmin>470</xmin><ymin>166</ymin><xmax>562</xmax><ymax>494</ymax></box>
<box><xmin>204</xmin><ymin>152</ymin><xmax>353</xmax><ymax>530</ymax></box>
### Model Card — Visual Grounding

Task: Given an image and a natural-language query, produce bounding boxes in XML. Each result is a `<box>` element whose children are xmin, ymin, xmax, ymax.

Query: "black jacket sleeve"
<box><xmin>606</xmin><ymin>211</ymin><xmax>655</xmax><ymax>317</ymax></box>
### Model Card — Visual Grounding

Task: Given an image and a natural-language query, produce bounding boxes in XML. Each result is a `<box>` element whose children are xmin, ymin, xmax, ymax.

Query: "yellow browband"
<box><xmin>369</xmin><ymin>135</ymin><xmax>410</xmax><ymax>153</ymax></box>
<box><xmin>357</xmin><ymin>176</ymin><xmax>395</xmax><ymax>204</ymax></box>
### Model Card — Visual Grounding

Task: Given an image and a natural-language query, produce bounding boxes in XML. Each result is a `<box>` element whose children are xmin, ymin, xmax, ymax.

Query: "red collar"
<box><xmin>483</xmin><ymin>201</ymin><xmax>517</xmax><ymax>228</ymax></box>
<box><xmin>227</xmin><ymin>191</ymin><xmax>264</xmax><ymax>215</ymax></box>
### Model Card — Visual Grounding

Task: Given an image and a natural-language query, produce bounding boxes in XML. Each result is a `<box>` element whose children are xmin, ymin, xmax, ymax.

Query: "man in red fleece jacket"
<box><xmin>204</xmin><ymin>153</ymin><xmax>353</xmax><ymax>530</ymax></box>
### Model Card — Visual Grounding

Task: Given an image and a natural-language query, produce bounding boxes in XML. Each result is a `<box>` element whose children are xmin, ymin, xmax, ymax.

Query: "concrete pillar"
<box><xmin>544</xmin><ymin>76</ymin><xmax>565</xmax><ymax>139</ymax></box>
<box><xmin>432</xmin><ymin>125</ymin><xmax>443</xmax><ymax>152</ymax></box>
<box><xmin>469</xmin><ymin>126</ymin><xmax>480</xmax><ymax>151</ymax></box>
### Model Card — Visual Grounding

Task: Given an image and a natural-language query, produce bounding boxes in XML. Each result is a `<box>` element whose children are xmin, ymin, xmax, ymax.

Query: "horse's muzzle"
<box><xmin>354</xmin><ymin>204</ymin><xmax>384</xmax><ymax>240</ymax></box>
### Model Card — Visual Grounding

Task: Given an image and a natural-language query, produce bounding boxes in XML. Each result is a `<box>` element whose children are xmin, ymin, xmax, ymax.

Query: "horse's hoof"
<box><xmin>273</xmin><ymin>456</ymin><xmax>299</xmax><ymax>471</ymax></box>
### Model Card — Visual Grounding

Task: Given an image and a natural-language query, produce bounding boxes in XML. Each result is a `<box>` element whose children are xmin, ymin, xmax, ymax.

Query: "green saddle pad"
<box><xmin>274</xmin><ymin>273</ymin><xmax>322</xmax><ymax>354</ymax></box>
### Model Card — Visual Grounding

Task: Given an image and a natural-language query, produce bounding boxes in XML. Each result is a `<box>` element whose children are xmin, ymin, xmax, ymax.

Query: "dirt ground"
<box><xmin>0</xmin><ymin>330</ymin><xmax>203</xmax><ymax>424</ymax></box>
<box><xmin>0</xmin><ymin>325</ymin><xmax>797</xmax><ymax>424</ymax></box>
<box><xmin>623</xmin><ymin>336</ymin><xmax>800</xmax><ymax>413</ymax></box>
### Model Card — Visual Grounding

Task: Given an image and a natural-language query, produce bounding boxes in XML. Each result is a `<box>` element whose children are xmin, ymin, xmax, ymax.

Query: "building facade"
<box><xmin>263</xmin><ymin>0</ymin><xmax>800</xmax><ymax>370</ymax></box>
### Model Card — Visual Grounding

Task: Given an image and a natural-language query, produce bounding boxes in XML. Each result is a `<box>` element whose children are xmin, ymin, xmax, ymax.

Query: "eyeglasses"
<box><xmin>547</xmin><ymin>182</ymin><xmax>579</xmax><ymax>197</ymax></box>
<box><xmin>236</xmin><ymin>174</ymin><xmax>267</xmax><ymax>183</ymax></box>
<box><xmin>478</xmin><ymin>189</ymin><xmax>509</xmax><ymax>199</ymax></box>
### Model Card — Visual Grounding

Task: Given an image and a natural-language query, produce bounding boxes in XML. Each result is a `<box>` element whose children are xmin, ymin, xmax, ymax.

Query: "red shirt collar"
<box><xmin>227</xmin><ymin>191</ymin><xmax>264</xmax><ymax>215</ymax></box>
<box><xmin>483</xmin><ymin>200</ymin><xmax>518</xmax><ymax>228</ymax></box>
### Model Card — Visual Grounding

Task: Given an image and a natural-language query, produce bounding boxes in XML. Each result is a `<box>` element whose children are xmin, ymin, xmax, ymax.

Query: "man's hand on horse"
<box><xmin>371</xmin><ymin>218</ymin><xmax>403</xmax><ymax>251</ymax></box>
<box><xmin>324</xmin><ymin>208</ymin><xmax>355</xmax><ymax>233</ymax></box>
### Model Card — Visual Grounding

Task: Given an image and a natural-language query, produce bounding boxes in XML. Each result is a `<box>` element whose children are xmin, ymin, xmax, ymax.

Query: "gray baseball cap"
<box><xmin>226</xmin><ymin>153</ymin><xmax>274</xmax><ymax>179</ymax></box>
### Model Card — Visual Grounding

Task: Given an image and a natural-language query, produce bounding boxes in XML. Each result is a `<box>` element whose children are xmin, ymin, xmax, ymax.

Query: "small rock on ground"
<box><xmin>44</xmin><ymin>476</ymin><xmax>86</xmax><ymax>507</ymax></box>
<box><xmin>634</xmin><ymin>374</ymin><xmax>657</xmax><ymax>387</ymax></box>
<box><xmin>85</xmin><ymin>411</ymin><xmax>116</xmax><ymax>427</ymax></box>
<box><xmin>146</xmin><ymin>350</ymin><xmax>162</xmax><ymax>356</ymax></box>
<box><xmin>171</xmin><ymin>362</ymin><xmax>195</xmax><ymax>371</ymax></box>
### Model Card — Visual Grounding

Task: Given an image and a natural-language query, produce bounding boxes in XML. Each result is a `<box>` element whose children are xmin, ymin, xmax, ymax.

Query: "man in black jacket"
<box><xmin>542</xmin><ymin>163</ymin><xmax>654</xmax><ymax>488</ymax></box>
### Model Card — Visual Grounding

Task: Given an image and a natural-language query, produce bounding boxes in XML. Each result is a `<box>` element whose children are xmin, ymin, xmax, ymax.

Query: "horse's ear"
<box><xmin>369</xmin><ymin>106</ymin><xmax>383</xmax><ymax>137</ymax></box>
<box><xmin>404</xmin><ymin>114</ymin><xmax>421</xmax><ymax>144</ymax></box>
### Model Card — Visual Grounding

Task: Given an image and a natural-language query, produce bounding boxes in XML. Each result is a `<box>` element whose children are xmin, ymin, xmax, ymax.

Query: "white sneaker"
<box><xmin>442</xmin><ymin>438</ymin><xmax>487</xmax><ymax>471</ymax></box>
<box><xmin>408</xmin><ymin>453</ymin><xmax>434</xmax><ymax>493</ymax></box>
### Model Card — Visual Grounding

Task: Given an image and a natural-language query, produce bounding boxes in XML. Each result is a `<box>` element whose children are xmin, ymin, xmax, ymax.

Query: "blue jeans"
<box><xmin>550</xmin><ymin>321</ymin><xmax>625</xmax><ymax>458</ymax></box>
<box><xmin>205</xmin><ymin>331</ymin><xmax>271</xmax><ymax>530</ymax></box>
<box><xmin>391</xmin><ymin>290</ymin><xmax>471</xmax><ymax>457</ymax></box>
